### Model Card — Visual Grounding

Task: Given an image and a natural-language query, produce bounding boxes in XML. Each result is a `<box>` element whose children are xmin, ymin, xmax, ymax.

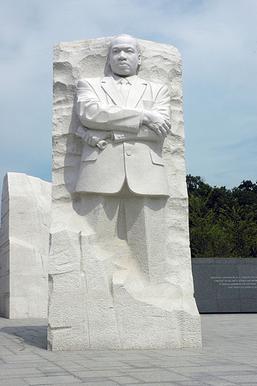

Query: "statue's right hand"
<box><xmin>96</xmin><ymin>140</ymin><xmax>108</xmax><ymax>150</ymax></box>
<box><xmin>86</xmin><ymin>132</ymin><xmax>111</xmax><ymax>148</ymax></box>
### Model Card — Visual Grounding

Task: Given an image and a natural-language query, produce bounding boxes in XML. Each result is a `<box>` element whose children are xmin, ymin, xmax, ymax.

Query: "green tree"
<box><xmin>186</xmin><ymin>175</ymin><xmax>257</xmax><ymax>257</ymax></box>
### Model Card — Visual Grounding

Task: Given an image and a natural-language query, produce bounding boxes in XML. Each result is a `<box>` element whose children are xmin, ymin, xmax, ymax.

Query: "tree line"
<box><xmin>186</xmin><ymin>175</ymin><xmax>257</xmax><ymax>258</ymax></box>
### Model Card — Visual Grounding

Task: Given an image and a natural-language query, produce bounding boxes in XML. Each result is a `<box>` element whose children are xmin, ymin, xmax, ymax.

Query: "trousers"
<box><xmin>73</xmin><ymin>180</ymin><xmax>168</xmax><ymax>283</ymax></box>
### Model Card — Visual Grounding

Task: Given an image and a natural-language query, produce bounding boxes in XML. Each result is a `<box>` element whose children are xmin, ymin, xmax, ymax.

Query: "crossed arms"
<box><xmin>76</xmin><ymin>79</ymin><xmax>171</xmax><ymax>149</ymax></box>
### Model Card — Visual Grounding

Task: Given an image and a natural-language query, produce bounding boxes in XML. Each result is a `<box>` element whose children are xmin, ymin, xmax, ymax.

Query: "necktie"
<box><xmin>118</xmin><ymin>78</ymin><xmax>130</xmax><ymax>104</ymax></box>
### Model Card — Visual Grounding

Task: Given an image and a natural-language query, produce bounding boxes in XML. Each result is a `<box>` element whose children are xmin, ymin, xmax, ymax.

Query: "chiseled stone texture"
<box><xmin>48</xmin><ymin>37</ymin><xmax>202</xmax><ymax>350</ymax></box>
<box><xmin>0</xmin><ymin>173</ymin><xmax>51</xmax><ymax>318</ymax></box>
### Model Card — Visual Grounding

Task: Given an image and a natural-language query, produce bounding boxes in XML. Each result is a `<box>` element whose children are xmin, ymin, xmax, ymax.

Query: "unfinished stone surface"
<box><xmin>48</xmin><ymin>36</ymin><xmax>202</xmax><ymax>350</ymax></box>
<box><xmin>0</xmin><ymin>173</ymin><xmax>51</xmax><ymax>318</ymax></box>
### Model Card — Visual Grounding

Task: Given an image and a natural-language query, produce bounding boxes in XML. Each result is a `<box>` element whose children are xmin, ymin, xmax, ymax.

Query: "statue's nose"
<box><xmin>119</xmin><ymin>51</ymin><xmax>126</xmax><ymax>59</ymax></box>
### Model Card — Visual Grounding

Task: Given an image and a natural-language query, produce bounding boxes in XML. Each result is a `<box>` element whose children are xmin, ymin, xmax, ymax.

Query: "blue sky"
<box><xmin>0</xmin><ymin>0</ymin><xmax>256</xmax><ymax>192</ymax></box>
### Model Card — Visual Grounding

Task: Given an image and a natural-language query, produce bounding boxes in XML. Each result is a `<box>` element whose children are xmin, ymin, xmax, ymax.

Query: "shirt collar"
<box><xmin>112</xmin><ymin>75</ymin><xmax>138</xmax><ymax>85</ymax></box>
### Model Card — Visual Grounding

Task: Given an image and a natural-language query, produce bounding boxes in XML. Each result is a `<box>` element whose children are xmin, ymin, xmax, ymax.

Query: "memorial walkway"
<box><xmin>0</xmin><ymin>314</ymin><xmax>257</xmax><ymax>385</ymax></box>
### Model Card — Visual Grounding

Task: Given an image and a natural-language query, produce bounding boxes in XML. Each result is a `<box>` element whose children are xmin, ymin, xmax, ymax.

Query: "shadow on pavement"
<box><xmin>1</xmin><ymin>325</ymin><xmax>47</xmax><ymax>349</ymax></box>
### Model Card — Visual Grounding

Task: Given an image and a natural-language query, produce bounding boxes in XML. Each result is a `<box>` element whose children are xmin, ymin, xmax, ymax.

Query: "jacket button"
<box><xmin>126</xmin><ymin>150</ymin><xmax>132</xmax><ymax>156</ymax></box>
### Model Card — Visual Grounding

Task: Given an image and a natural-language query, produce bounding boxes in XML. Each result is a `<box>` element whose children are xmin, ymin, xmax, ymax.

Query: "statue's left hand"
<box><xmin>142</xmin><ymin>111</ymin><xmax>170</xmax><ymax>138</ymax></box>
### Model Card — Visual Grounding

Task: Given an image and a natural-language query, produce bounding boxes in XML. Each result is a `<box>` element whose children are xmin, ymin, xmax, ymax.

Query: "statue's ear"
<box><xmin>138</xmin><ymin>54</ymin><xmax>142</xmax><ymax>65</ymax></box>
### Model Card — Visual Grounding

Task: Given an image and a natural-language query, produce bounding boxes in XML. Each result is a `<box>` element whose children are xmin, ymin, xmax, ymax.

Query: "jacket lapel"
<box><xmin>126</xmin><ymin>77</ymin><xmax>148</xmax><ymax>108</ymax></box>
<box><xmin>101</xmin><ymin>76</ymin><xmax>148</xmax><ymax>107</ymax></box>
<box><xmin>100</xmin><ymin>77</ymin><xmax>123</xmax><ymax>106</ymax></box>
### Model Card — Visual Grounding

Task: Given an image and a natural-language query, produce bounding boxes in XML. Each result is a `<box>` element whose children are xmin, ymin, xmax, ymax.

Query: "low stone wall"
<box><xmin>0</xmin><ymin>173</ymin><xmax>51</xmax><ymax>318</ymax></box>
<box><xmin>192</xmin><ymin>258</ymin><xmax>257</xmax><ymax>313</ymax></box>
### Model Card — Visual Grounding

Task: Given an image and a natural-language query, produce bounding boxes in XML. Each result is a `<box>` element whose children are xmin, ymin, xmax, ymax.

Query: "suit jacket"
<box><xmin>75</xmin><ymin>75</ymin><xmax>170</xmax><ymax>196</ymax></box>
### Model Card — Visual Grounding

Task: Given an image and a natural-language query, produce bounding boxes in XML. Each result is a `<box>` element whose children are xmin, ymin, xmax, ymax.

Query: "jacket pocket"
<box><xmin>81</xmin><ymin>146</ymin><xmax>98</xmax><ymax>162</ymax></box>
<box><xmin>150</xmin><ymin>150</ymin><xmax>164</xmax><ymax>166</ymax></box>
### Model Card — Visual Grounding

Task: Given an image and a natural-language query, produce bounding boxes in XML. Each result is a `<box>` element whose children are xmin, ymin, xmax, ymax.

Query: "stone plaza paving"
<box><xmin>0</xmin><ymin>314</ymin><xmax>257</xmax><ymax>385</ymax></box>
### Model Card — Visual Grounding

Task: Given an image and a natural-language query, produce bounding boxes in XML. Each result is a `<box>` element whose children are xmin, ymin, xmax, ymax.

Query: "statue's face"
<box><xmin>109</xmin><ymin>36</ymin><xmax>141</xmax><ymax>77</ymax></box>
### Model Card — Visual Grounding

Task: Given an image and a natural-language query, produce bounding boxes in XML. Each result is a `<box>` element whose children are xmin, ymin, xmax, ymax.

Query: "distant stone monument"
<box><xmin>0</xmin><ymin>173</ymin><xmax>51</xmax><ymax>318</ymax></box>
<box><xmin>48</xmin><ymin>35</ymin><xmax>202</xmax><ymax>350</ymax></box>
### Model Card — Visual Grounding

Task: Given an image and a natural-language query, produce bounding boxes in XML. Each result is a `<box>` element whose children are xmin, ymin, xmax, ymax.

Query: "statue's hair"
<box><xmin>104</xmin><ymin>34</ymin><xmax>141</xmax><ymax>76</ymax></box>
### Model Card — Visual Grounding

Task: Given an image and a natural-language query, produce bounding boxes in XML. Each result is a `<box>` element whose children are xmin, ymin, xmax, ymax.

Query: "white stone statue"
<box><xmin>75</xmin><ymin>34</ymin><xmax>170</xmax><ymax>196</ymax></box>
<box><xmin>48</xmin><ymin>34</ymin><xmax>202</xmax><ymax>350</ymax></box>
<box><xmin>73</xmin><ymin>34</ymin><xmax>173</xmax><ymax>285</ymax></box>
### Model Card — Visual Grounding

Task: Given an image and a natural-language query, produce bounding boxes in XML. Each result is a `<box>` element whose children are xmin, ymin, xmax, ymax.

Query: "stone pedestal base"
<box><xmin>48</xmin><ymin>229</ymin><xmax>201</xmax><ymax>350</ymax></box>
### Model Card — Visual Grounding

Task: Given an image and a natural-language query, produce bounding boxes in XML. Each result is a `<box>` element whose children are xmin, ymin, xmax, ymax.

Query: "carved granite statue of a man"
<box><xmin>75</xmin><ymin>34</ymin><xmax>170</xmax><ymax>196</ymax></box>
<box><xmin>48</xmin><ymin>34</ymin><xmax>202</xmax><ymax>350</ymax></box>
<box><xmin>74</xmin><ymin>34</ymin><xmax>171</xmax><ymax>281</ymax></box>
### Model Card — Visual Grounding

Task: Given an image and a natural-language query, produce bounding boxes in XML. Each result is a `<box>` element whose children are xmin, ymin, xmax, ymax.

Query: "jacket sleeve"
<box><xmin>152</xmin><ymin>84</ymin><xmax>171</xmax><ymax>123</ymax></box>
<box><xmin>111</xmin><ymin>83</ymin><xmax>171</xmax><ymax>143</ymax></box>
<box><xmin>76</xmin><ymin>80</ymin><xmax>143</xmax><ymax>133</ymax></box>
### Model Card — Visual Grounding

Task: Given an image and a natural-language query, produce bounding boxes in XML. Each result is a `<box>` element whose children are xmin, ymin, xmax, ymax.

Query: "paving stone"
<box><xmin>125</xmin><ymin>383</ymin><xmax>182</xmax><ymax>386</ymax></box>
<box><xmin>0</xmin><ymin>367</ymin><xmax>43</xmax><ymax>376</ymax></box>
<box><xmin>172</xmin><ymin>365</ymin><xmax>256</xmax><ymax>377</ymax></box>
<box><xmin>0</xmin><ymin>380</ymin><xmax>29</xmax><ymax>386</ymax></box>
<box><xmin>3</xmin><ymin>355</ymin><xmax>44</xmax><ymax>363</ymax></box>
<box><xmin>219</xmin><ymin>374</ymin><xmax>257</xmax><ymax>383</ymax></box>
<box><xmin>121</xmin><ymin>368</ymin><xmax>190</xmax><ymax>382</ymax></box>
<box><xmin>180</xmin><ymin>374</ymin><xmax>238</xmax><ymax>385</ymax></box>
<box><xmin>142</xmin><ymin>359</ymin><xmax>192</xmax><ymax>368</ymax></box>
<box><xmin>0</xmin><ymin>362</ymin><xmax>48</xmax><ymax>369</ymax></box>
<box><xmin>204</xmin><ymin>381</ymin><xmax>238</xmax><ymax>386</ymax></box>
<box><xmin>0</xmin><ymin>315</ymin><xmax>257</xmax><ymax>385</ymax></box>
<box><xmin>121</xmin><ymin>360</ymin><xmax>158</xmax><ymax>369</ymax></box>
<box><xmin>46</xmin><ymin>363</ymin><xmax>86</xmax><ymax>371</ymax></box>
<box><xmin>175</xmin><ymin>382</ymin><xmax>219</xmax><ymax>386</ymax></box>
<box><xmin>109</xmin><ymin>375</ymin><xmax>142</xmax><ymax>384</ymax></box>
<box><xmin>70</xmin><ymin>383</ymin><xmax>119</xmax><ymax>386</ymax></box>
<box><xmin>24</xmin><ymin>375</ymin><xmax>82</xmax><ymax>385</ymax></box>
<box><xmin>74</xmin><ymin>369</ymin><xmax>123</xmax><ymax>378</ymax></box>
<box><xmin>72</xmin><ymin>360</ymin><xmax>132</xmax><ymax>369</ymax></box>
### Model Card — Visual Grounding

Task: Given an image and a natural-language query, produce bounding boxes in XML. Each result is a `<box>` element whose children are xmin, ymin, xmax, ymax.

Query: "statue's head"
<box><xmin>105</xmin><ymin>34</ymin><xmax>141</xmax><ymax>77</ymax></box>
